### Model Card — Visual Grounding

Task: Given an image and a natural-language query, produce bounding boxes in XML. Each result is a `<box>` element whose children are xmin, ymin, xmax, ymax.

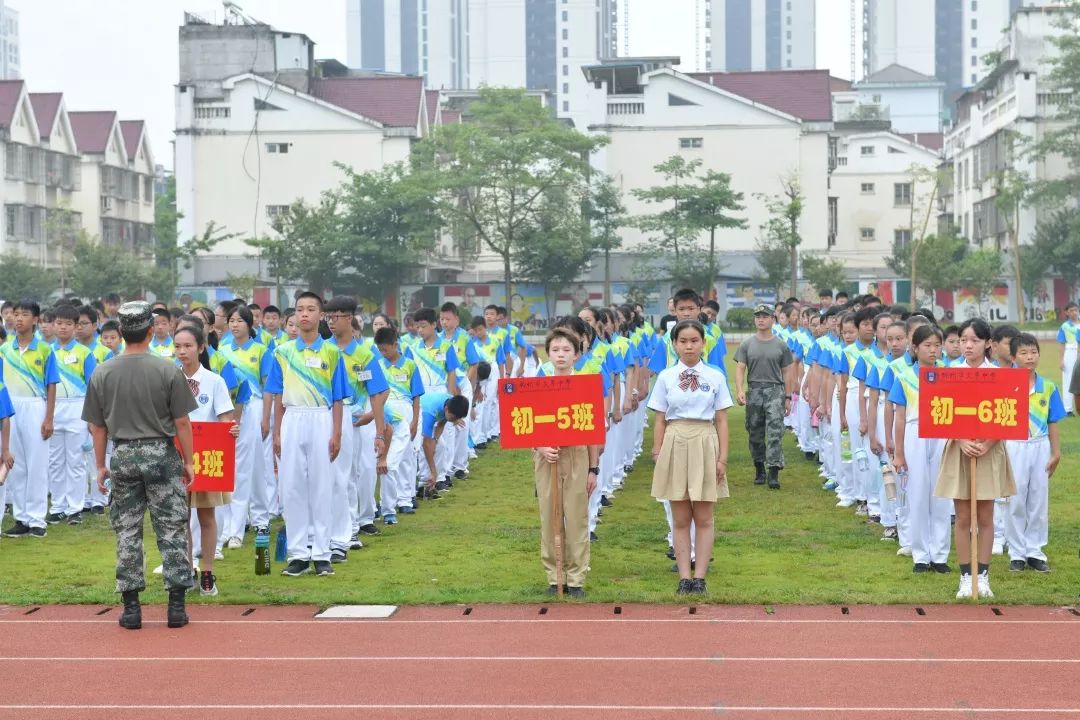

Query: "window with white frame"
<box><xmin>894</xmin><ymin>182</ymin><xmax>912</xmax><ymax>207</ymax></box>
<box><xmin>679</xmin><ymin>137</ymin><xmax>703</xmax><ymax>149</ymax></box>
<box><xmin>266</xmin><ymin>204</ymin><xmax>289</xmax><ymax>220</ymax></box>
<box><xmin>860</xmin><ymin>145</ymin><xmax>874</xmax><ymax>156</ymax></box>
<box><xmin>265</xmin><ymin>143</ymin><xmax>289</xmax><ymax>154</ymax></box>
<box><xmin>860</xmin><ymin>227</ymin><xmax>875</xmax><ymax>241</ymax></box>
<box><xmin>860</xmin><ymin>182</ymin><xmax>875</xmax><ymax>194</ymax></box>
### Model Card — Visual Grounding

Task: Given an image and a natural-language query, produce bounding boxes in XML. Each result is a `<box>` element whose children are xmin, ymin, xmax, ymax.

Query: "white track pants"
<box><xmin>844</xmin><ymin>390</ymin><xmax>870</xmax><ymax>503</ymax></box>
<box><xmin>353</xmin><ymin>417</ymin><xmax>376</xmax><ymax>527</ymax></box>
<box><xmin>9</xmin><ymin>398</ymin><xmax>48</xmax><ymax>529</ymax></box>
<box><xmin>1062</xmin><ymin>345</ymin><xmax>1077</xmax><ymax>411</ymax></box>
<box><xmin>379</xmin><ymin>418</ymin><xmax>411</xmax><ymax>515</ymax></box>
<box><xmin>279</xmin><ymin>407</ymin><xmax>333</xmax><ymax>563</ymax></box>
<box><xmin>48</xmin><ymin>398</ymin><xmax>87</xmax><ymax>516</ymax></box>
<box><xmin>223</xmin><ymin>401</ymin><xmax>267</xmax><ymax>541</ymax></box>
<box><xmin>328</xmin><ymin>410</ymin><xmax>356</xmax><ymax>552</ymax></box>
<box><xmin>903</xmin><ymin>428</ymin><xmax>951</xmax><ymax>565</ymax></box>
<box><xmin>1004</xmin><ymin>437</ymin><xmax>1050</xmax><ymax>562</ymax></box>
<box><xmin>449</xmin><ymin>380</ymin><xmax>473</xmax><ymax>473</ymax></box>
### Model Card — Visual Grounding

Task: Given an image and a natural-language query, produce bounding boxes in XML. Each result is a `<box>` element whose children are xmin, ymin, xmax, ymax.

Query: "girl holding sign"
<box><xmin>175</xmin><ymin>325</ymin><xmax>238</xmax><ymax>597</ymax></box>
<box><xmin>649</xmin><ymin>320</ymin><xmax>732</xmax><ymax>596</ymax></box>
<box><xmin>935</xmin><ymin>319</ymin><xmax>1016</xmax><ymax>600</ymax></box>
<box><xmin>532</xmin><ymin>328</ymin><xmax>600</xmax><ymax>598</ymax></box>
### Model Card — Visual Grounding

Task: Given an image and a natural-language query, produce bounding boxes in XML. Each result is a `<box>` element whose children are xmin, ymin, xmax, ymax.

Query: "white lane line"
<box><xmin>0</xmin><ymin>617</ymin><xmax>1077</xmax><ymax>625</ymax></box>
<box><xmin>1</xmin><ymin>705</ymin><xmax>1078</xmax><ymax>714</ymax></box>
<box><xmin>0</xmin><ymin>655</ymin><xmax>1078</xmax><ymax>664</ymax></box>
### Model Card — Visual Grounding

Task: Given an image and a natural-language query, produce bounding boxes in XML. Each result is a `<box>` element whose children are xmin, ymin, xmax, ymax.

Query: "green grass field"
<box><xmin>1</xmin><ymin>344</ymin><xmax>1076</xmax><ymax>607</ymax></box>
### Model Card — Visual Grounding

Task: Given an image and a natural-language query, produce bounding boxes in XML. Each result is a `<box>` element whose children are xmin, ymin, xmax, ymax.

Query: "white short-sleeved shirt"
<box><xmin>648</xmin><ymin>360</ymin><xmax>733</xmax><ymax>421</ymax></box>
<box><xmin>183</xmin><ymin>365</ymin><xmax>234</xmax><ymax>422</ymax></box>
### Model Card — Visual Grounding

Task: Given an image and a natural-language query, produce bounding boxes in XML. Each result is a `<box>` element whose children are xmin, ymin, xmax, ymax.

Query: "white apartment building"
<box><xmin>863</xmin><ymin>0</ymin><xmax>937</xmax><ymax>79</ymax></box>
<box><xmin>582</xmin><ymin>61</ymin><xmax>832</xmax><ymax>257</ymax></box>
<box><xmin>835</xmin><ymin>64</ymin><xmax>945</xmax><ymax>134</ymax></box>
<box><xmin>69</xmin><ymin>111</ymin><xmax>155</xmax><ymax>259</ymax></box>
<box><xmin>829</xmin><ymin>130</ymin><xmax>941</xmax><ymax>270</ymax></box>
<box><xmin>177</xmin><ymin>17</ymin><xmax>453</xmax><ymax>284</ymax></box>
<box><xmin>943</xmin><ymin>3</ymin><xmax>1068</xmax><ymax>250</ymax></box>
<box><xmin>0</xmin><ymin>1</ymin><xmax>18</xmax><ymax>80</ymax></box>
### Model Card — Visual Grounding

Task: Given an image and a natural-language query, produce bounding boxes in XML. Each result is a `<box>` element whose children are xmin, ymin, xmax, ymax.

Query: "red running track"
<box><xmin>1</xmin><ymin>603</ymin><xmax>1079</xmax><ymax>719</ymax></box>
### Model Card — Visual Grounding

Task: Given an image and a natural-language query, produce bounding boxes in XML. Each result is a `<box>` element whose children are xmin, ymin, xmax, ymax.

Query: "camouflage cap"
<box><xmin>117</xmin><ymin>301</ymin><xmax>152</xmax><ymax>333</ymax></box>
<box><xmin>753</xmin><ymin>303</ymin><xmax>773</xmax><ymax>316</ymax></box>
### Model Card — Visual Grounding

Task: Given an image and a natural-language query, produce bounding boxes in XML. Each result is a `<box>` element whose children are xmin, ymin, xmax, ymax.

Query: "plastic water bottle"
<box><xmin>839</xmin><ymin>430</ymin><xmax>852</xmax><ymax>463</ymax></box>
<box><xmin>881</xmin><ymin>462</ymin><xmax>897</xmax><ymax>502</ymax></box>
<box><xmin>896</xmin><ymin>470</ymin><xmax>909</xmax><ymax>509</ymax></box>
<box><xmin>255</xmin><ymin>533</ymin><xmax>271</xmax><ymax>576</ymax></box>
<box><xmin>274</xmin><ymin>526</ymin><xmax>287</xmax><ymax>562</ymax></box>
<box><xmin>853</xmin><ymin>447</ymin><xmax>870</xmax><ymax>473</ymax></box>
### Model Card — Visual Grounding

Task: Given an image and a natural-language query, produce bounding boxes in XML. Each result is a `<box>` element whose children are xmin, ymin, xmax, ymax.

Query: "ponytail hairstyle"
<box><xmin>595</xmin><ymin>308</ymin><xmax>615</xmax><ymax>342</ymax></box>
<box><xmin>174</xmin><ymin>325</ymin><xmax>211</xmax><ymax>371</ymax></box>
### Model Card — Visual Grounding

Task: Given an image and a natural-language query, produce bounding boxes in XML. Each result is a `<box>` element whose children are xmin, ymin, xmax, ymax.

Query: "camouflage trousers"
<box><xmin>109</xmin><ymin>439</ymin><xmax>193</xmax><ymax>593</ymax></box>
<box><xmin>745</xmin><ymin>383</ymin><xmax>786</xmax><ymax>469</ymax></box>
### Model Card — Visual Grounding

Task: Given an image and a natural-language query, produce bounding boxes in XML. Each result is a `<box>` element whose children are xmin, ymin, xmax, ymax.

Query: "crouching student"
<box><xmin>419</xmin><ymin>392</ymin><xmax>470</xmax><ymax>499</ymax></box>
<box><xmin>375</xmin><ymin>326</ymin><xmax>424</xmax><ymax>521</ymax></box>
<box><xmin>1004</xmin><ymin>333</ymin><xmax>1063</xmax><ymax>574</ymax></box>
<box><xmin>650</xmin><ymin>320</ymin><xmax>732</xmax><ymax>596</ymax></box>
<box><xmin>533</xmin><ymin>328</ymin><xmax>600</xmax><ymax>599</ymax></box>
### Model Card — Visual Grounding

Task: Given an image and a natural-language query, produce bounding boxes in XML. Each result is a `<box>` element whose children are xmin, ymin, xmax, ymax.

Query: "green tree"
<box><xmin>992</xmin><ymin>162</ymin><xmax>1030</xmax><ymax>322</ymax></box>
<box><xmin>753</xmin><ymin>235</ymin><xmax>789</xmax><ymax>298</ymax></box>
<box><xmin>514</xmin><ymin>190</ymin><xmax>594</xmax><ymax>317</ymax></box>
<box><xmin>149</xmin><ymin>176</ymin><xmax>237</xmax><ymax>301</ymax></box>
<box><xmin>956</xmin><ymin>248</ymin><xmax>1004</xmax><ymax>312</ymax></box>
<box><xmin>884</xmin><ymin>234</ymin><xmax>912</xmax><ymax>277</ymax></box>
<box><xmin>0</xmin><ymin>253</ymin><xmax>57</xmax><ymax>301</ymax></box>
<box><xmin>69</xmin><ymin>236</ymin><xmax>150</xmax><ymax>300</ymax></box>
<box><xmin>681</xmin><ymin>169</ymin><xmax>746</xmax><ymax>294</ymax></box>
<box><xmin>1023</xmin><ymin>2</ymin><xmax>1080</xmax><ymax>208</ymax></box>
<box><xmin>1029</xmin><ymin>208</ymin><xmax>1080</xmax><ymax>295</ymax></box>
<box><xmin>633</xmin><ymin>156</ymin><xmax>704</xmax><ymax>289</ymax></box>
<box><xmin>588</xmin><ymin>174</ymin><xmax>627</xmax><ymax>305</ymax></box>
<box><xmin>261</xmin><ymin>197</ymin><xmax>342</xmax><ymax>294</ymax></box>
<box><xmin>756</xmin><ymin>177</ymin><xmax>803</xmax><ymax>297</ymax></box>
<box><xmin>912</xmin><ymin>232</ymin><xmax>968</xmax><ymax>298</ymax></box>
<box><xmin>413</xmin><ymin>87</ymin><xmax>602</xmax><ymax>304</ymax></box>
<box><xmin>801</xmin><ymin>254</ymin><xmax>848</xmax><ymax>297</ymax></box>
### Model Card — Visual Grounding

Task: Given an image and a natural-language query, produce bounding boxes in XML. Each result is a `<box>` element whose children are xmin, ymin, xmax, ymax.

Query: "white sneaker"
<box><xmin>977</xmin><ymin>572</ymin><xmax>994</xmax><ymax>598</ymax></box>
<box><xmin>896</xmin><ymin>546</ymin><xmax>913</xmax><ymax>557</ymax></box>
<box><xmin>854</xmin><ymin>503</ymin><xmax>869</xmax><ymax>517</ymax></box>
<box><xmin>956</xmin><ymin>574</ymin><xmax>973</xmax><ymax>599</ymax></box>
<box><xmin>991</xmin><ymin>541</ymin><xmax>1004</xmax><ymax>555</ymax></box>
<box><xmin>836</xmin><ymin>498</ymin><xmax>856</xmax><ymax>508</ymax></box>
<box><xmin>214</xmin><ymin>550</ymin><xmax>224</xmax><ymax>560</ymax></box>
<box><xmin>227</xmin><ymin>536</ymin><xmax>242</xmax><ymax>550</ymax></box>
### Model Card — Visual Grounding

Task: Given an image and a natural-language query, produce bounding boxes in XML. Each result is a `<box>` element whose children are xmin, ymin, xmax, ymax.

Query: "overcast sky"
<box><xmin>17</xmin><ymin>0</ymin><xmax>849</xmax><ymax>169</ymax></box>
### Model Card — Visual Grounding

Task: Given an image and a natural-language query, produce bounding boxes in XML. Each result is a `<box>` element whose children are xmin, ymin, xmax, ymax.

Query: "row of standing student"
<box><xmin>782</xmin><ymin>298</ymin><xmax>1063</xmax><ymax>600</ymax></box>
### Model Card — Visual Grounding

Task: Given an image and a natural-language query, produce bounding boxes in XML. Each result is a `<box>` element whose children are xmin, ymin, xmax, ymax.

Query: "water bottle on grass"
<box><xmin>255</xmin><ymin>533</ymin><xmax>271</xmax><ymax>575</ymax></box>
<box><xmin>274</xmin><ymin>526</ymin><xmax>287</xmax><ymax>562</ymax></box>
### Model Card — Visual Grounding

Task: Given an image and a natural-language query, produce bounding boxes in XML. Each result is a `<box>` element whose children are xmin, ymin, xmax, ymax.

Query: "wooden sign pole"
<box><xmin>550</xmin><ymin>459</ymin><xmax>564</xmax><ymax>598</ymax></box>
<box><xmin>969</xmin><ymin>455</ymin><xmax>979</xmax><ymax>604</ymax></box>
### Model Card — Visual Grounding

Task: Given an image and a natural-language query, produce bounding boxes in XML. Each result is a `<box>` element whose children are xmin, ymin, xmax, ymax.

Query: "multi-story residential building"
<box><xmin>0</xmin><ymin>81</ymin><xmax>84</xmax><ymax>270</ymax></box>
<box><xmin>710</xmin><ymin>0</ymin><xmax>817</xmax><ymax>72</ymax></box>
<box><xmin>943</xmin><ymin>3</ymin><xmax>1067</xmax><ymax>251</ymax></box>
<box><xmin>581</xmin><ymin>59</ymin><xmax>832</xmax><ymax>262</ymax></box>
<box><xmin>177</xmin><ymin>16</ymin><xmax>454</xmax><ymax>285</ymax></box>
<box><xmin>833</xmin><ymin>64</ymin><xmax>945</xmax><ymax>134</ymax></box>
<box><xmin>0</xmin><ymin>1</ymin><xmax>18</xmax><ymax>80</ymax></box>
<box><xmin>69</xmin><ymin>111</ymin><xmax>155</xmax><ymax>259</ymax></box>
<box><xmin>345</xmin><ymin>0</ymin><xmax>616</xmax><ymax>129</ymax></box>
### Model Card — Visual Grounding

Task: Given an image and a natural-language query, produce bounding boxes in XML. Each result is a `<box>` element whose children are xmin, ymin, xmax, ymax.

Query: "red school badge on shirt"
<box><xmin>498</xmin><ymin>375</ymin><xmax>606</xmax><ymax>449</ymax></box>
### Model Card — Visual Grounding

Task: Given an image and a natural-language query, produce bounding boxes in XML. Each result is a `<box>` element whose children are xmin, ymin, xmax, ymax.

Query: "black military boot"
<box><xmin>767</xmin><ymin>467</ymin><xmax>781</xmax><ymax>490</ymax></box>
<box><xmin>753</xmin><ymin>462</ymin><xmax>766</xmax><ymax>485</ymax></box>
<box><xmin>119</xmin><ymin>590</ymin><xmax>141</xmax><ymax>630</ymax></box>
<box><xmin>167</xmin><ymin>588</ymin><xmax>189</xmax><ymax>628</ymax></box>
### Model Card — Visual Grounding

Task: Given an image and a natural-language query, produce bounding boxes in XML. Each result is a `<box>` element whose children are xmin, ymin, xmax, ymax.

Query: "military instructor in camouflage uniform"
<box><xmin>83</xmin><ymin>301</ymin><xmax>198</xmax><ymax>630</ymax></box>
<box><xmin>734</xmin><ymin>303</ymin><xmax>794</xmax><ymax>490</ymax></box>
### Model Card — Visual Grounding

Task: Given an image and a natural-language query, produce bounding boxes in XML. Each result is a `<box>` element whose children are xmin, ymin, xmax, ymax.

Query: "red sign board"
<box><xmin>498</xmin><ymin>374</ymin><xmax>606</xmax><ymax>449</ymax></box>
<box><xmin>177</xmin><ymin>421</ymin><xmax>237</xmax><ymax>492</ymax></box>
<box><xmin>918</xmin><ymin>366</ymin><xmax>1029</xmax><ymax>441</ymax></box>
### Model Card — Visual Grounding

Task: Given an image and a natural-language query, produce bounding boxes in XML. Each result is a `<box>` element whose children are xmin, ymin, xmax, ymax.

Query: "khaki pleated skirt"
<box><xmin>189</xmin><ymin>491</ymin><xmax>232</xmax><ymax>509</ymax></box>
<box><xmin>651</xmin><ymin>420</ymin><xmax>728</xmax><ymax>502</ymax></box>
<box><xmin>934</xmin><ymin>440</ymin><xmax>1016</xmax><ymax>500</ymax></box>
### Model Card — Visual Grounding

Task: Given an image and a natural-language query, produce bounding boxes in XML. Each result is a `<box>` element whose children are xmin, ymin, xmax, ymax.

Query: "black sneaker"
<box><xmin>313</xmin><ymin>560</ymin><xmax>334</xmax><ymax>576</ymax></box>
<box><xmin>444</xmin><ymin>476</ymin><xmax>454</xmax><ymax>488</ymax></box>
<box><xmin>281</xmin><ymin>559</ymin><xmax>311</xmax><ymax>577</ymax></box>
<box><xmin>1009</xmin><ymin>559</ymin><xmax>1026</xmax><ymax>572</ymax></box>
<box><xmin>665</xmin><ymin>545</ymin><xmax>676</xmax><ymax>560</ymax></box>
<box><xmin>66</xmin><ymin>512</ymin><xmax>83</xmax><ymax>525</ymax></box>
<box><xmin>589</xmin><ymin>531</ymin><xmax>598</xmax><ymax>542</ymax></box>
<box><xmin>566</xmin><ymin>586</ymin><xmax>586</xmax><ymax>599</ymax></box>
<box><xmin>330</xmin><ymin>549</ymin><xmax>348</xmax><ymax>564</ymax></box>
<box><xmin>1026</xmin><ymin>557</ymin><xmax>1050</xmax><ymax>573</ymax></box>
<box><xmin>90</xmin><ymin>505</ymin><xmax>106</xmax><ymax>515</ymax></box>
<box><xmin>358</xmin><ymin>524</ymin><xmax>380</xmax><ymax>536</ymax></box>
<box><xmin>689</xmin><ymin>578</ymin><xmax>707</xmax><ymax>594</ymax></box>
<box><xmin>676</xmin><ymin>578</ymin><xmax>694</xmax><ymax>595</ymax></box>
<box><xmin>434</xmin><ymin>480</ymin><xmax>449</xmax><ymax>493</ymax></box>
<box><xmin>623</xmin><ymin>464</ymin><xmax>634</xmax><ymax>474</ymax></box>
<box><xmin>199</xmin><ymin>571</ymin><xmax>218</xmax><ymax>597</ymax></box>
<box><xmin>3</xmin><ymin>522</ymin><xmax>30</xmax><ymax>538</ymax></box>
<box><xmin>545</xmin><ymin>584</ymin><xmax>558</xmax><ymax>596</ymax></box>
<box><xmin>880</xmin><ymin>527</ymin><xmax>898</xmax><ymax>541</ymax></box>
<box><xmin>348</xmin><ymin>534</ymin><xmax>363</xmax><ymax>550</ymax></box>
<box><xmin>29</xmin><ymin>526</ymin><xmax>46</xmax><ymax>538</ymax></box>
<box><xmin>454</xmin><ymin>469</ymin><xmax>466</xmax><ymax>480</ymax></box>
<box><xmin>255</xmin><ymin>526</ymin><xmax>270</xmax><ymax>538</ymax></box>
<box><xmin>45</xmin><ymin>512</ymin><xmax>67</xmax><ymax>525</ymax></box>
<box><xmin>600</xmin><ymin>495</ymin><xmax>613</xmax><ymax>508</ymax></box>
<box><xmin>930</xmin><ymin>562</ymin><xmax>952</xmax><ymax>574</ymax></box>
<box><xmin>912</xmin><ymin>563</ymin><xmax>932</xmax><ymax>574</ymax></box>
<box><xmin>805</xmin><ymin>451</ymin><xmax>816</xmax><ymax>461</ymax></box>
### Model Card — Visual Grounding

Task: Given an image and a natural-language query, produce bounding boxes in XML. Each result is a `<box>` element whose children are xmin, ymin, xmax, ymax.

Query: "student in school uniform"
<box><xmin>650</xmin><ymin>320</ymin><xmax>732</xmax><ymax>595</ymax></box>
<box><xmin>98</xmin><ymin>320</ymin><xmax>124</xmax><ymax>357</ymax></box>
<box><xmin>175</xmin><ymin>325</ymin><xmax>237</xmax><ymax>597</ymax></box>
<box><xmin>469</xmin><ymin>316</ymin><xmax>506</xmax><ymax>446</ymax></box>
<box><xmin>148</xmin><ymin>309</ymin><xmax>176</xmax><ymax>360</ymax></box>
<box><xmin>218</xmin><ymin>305</ymin><xmax>273</xmax><ymax>547</ymax></box>
<box><xmin>891</xmin><ymin>325</ymin><xmax>953</xmax><ymax>575</ymax></box>
<box><xmin>806</xmin><ymin>306</ymin><xmax>840</xmax><ymax>491</ymax></box>
<box><xmin>45</xmin><ymin>304</ymin><xmax>97</xmax><ymax>526</ymax></box>
<box><xmin>418</xmin><ymin>391</ymin><xmax>471</xmax><ymax>498</ymax></box>
<box><xmin>495</xmin><ymin>306</ymin><xmax>527</xmax><ymax>378</ymax></box>
<box><xmin>1005</xmin><ymin>333</ymin><xmax>1063</xmax><ymax>574</ymax></box>
<box><xmin>836</xmin><ymin>307</ymin><xmax>877</xmax><ymax>517</ymax></box>
<box><xmin>988</xmin><ymin>323</ymin><xmax>1020</xmax><ymax>555</ymax></box>
<box><xmin>261</xmin><ymin>305</ymin><xmax>285</xmax><ymax>345</ymax></box>
<box><xmin>532</xmin><ymin>328</ymin><xmax>600</xmax><ymax>598</ymax></box>
<box><xmin>0</xmin><ymin>377</ymin><xmax>15</xmax><ymax>525</ymax></box>
<box><xmin>942</xmin><ymin>325</ymin><xmax>965</xmax><ymax>367</ymax></box>
<box><xmin>861</xmin><ymin>312</ymin><xmax>899</xmax><ymax>540</ymax></box>
<box><xmin>324</xmin><ymin>296</ymin><xmax>388</xmax><ymax>554</ymax></box>
<box><xmin>411</xmin><ymin>308</ymin><xmax>464</xmax><ymax>491</ymax></box>
<box><xmin>375</xmin><ymin>326</ymin><xmax>424</xmax><ymax>519</ymax></box>
<box><xmin>74</xmin><ymin>305</ymin><xmax>113</xmax><ymax>513</ymax></box>
<box><xmin>935</xmin><ymin>318</ymin><xmax>1016</xmax><ymax>598</ymax></box>
<box><xmin>1056</xmin><ymin>302</ymin><xmax>1079</xmax><ymax>412</ymax></box>
<box><xmin>1</xmin><ymin>300</ymin><xmax>59</xmax><ymax>538</ymax></box>
<box><xmin>38</xmin><ymin>309</ymin><xmax>56</xmax><ymax>346</ymax></box>
<box><xmin>438</xmin><ymin>302</ymin><xmax>477</xmax><ymax>476</ymax></box>
<box><xmin>267</xmin><ymin>292</ymin><xmax>350</xmax><ymax>578</ymax></box>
